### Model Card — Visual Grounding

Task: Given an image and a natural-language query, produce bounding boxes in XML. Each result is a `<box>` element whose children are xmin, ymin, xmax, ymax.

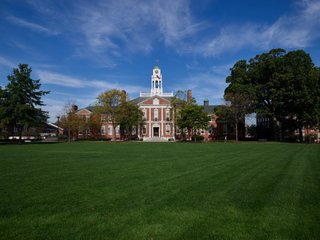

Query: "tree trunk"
<box><xmin>188</xmin><ymin>128</ymin><xmax>192</xmax><ymax>141</ymax></box>
<box><xmin>112</xmin><ymin>122</ymin><xmax>116</xmax><ymax>141</ymax></box>
<box><xmin>235</xmin><ymin>119</ymin><xmax>238</xmax><ymax>142</ymax></box>
<box><xmin>298</xmin><ymin>126</ymin><xmax>303</xmax><ymax>143</ymax></box>
<box><xmin>18</xmin><ymin>126</ymin><xmax>23</xmax><ymax>144</ymax></box>
<box><xmin>68</xmin><ymin>128</ymin><xmax>71</xmax><ymax>142</ymax></box>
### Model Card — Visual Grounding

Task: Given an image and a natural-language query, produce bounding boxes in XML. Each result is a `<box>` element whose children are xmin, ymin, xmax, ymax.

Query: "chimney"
<box><xmin>204</xmin><ymin>99</ymin><xmax>209</xmax><ymax>106</ymax></box>
<box><xmin>71</xmin><ymin>104</ymin><xmax>78</xmax><ymax>112</ymax></box>
<box><xmin>187</xmin><ymin>89</ymin><xmax>192</xmax><ymax>103</ymax></box>
<box><xmin>121</xmin><ymin>90</ymin><xmax>127</xmax><ymax>102</ymax></box>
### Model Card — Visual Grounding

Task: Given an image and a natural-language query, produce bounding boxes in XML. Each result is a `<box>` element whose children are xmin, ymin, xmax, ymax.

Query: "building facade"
<box><xmin>75</xmin><ymin>65</ymin><xmax>223</xmax><ymax>141</ymax></box>
<box><xmin>130</xmin><ymin>65</ymin><xmax>175</xmax><ymax>141</ymax></box>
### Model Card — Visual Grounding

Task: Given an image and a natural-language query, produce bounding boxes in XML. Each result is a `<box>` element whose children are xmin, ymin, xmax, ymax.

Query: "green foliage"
<box><xmin>96</xmin><ymin>89</ymin><xmax>127</xmax><ymax>140</ymax></box>
<box><xmin>0</xmin><ymin>64</ymin><xmax>49</xmax><ymax>141</ymax></box>
<box><xmin>117</xmin><ymin>102</ymin><xmax>143</xmax><ymax>139</ymax></box>
<box><xmin>225</xmin><ymin>49</ymin><xmax>320</xmax><ymax>141</ymax></box>
<box><xmin>59</xmin><ymin>104</ymin><xmax>86</xmax><ymax>142</ymax></box>
<box><xmin>191</xmin><ymin>135</ymin><xmax>204</xmax><ymax>142</ymax></box>
<box><xmin>176</xmin><ymin>103</ymin><xmax>210</xmax><ymax>139</ymax></box>
<box><xmin>0</xmin><ymin>142</ymin><xmax>319</xmax><ymax>239</ymax></box>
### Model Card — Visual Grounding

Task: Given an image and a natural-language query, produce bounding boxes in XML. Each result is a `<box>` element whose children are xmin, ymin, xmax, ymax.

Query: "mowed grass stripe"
<box><xmin>0</xmin><ymin>142</ymin><xmax>319</xmax><ymax>240</ymax></box>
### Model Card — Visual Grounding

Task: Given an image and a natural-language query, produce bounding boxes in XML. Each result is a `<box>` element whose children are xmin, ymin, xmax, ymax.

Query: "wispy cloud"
<box><xmin>194</xmin><ymin>0</ymin><xmax>320</xmax><ymax>57</ymax></box>
<box><xmin>0</xmin><ymin>56</ymin><xmax>15</xmax><ymax>69</ymax></box>
<box><xmin>71</xmin><ymin>0</ymin><xmax>205</xmax><ymax>58</ymax></box>
<box><xmin>173</xmin><ymin>65</ymin><xmax>229</xmax><ymax>105</ymax></box>
<box><xmin>36</xmin><ymin>70</ymin><xmax>147</xmax><ymax>94</ymax></box>
<box><xmin>6</xmin><ymin>15</ymin><xmax>59</xmax><ymax>35</ymax></box>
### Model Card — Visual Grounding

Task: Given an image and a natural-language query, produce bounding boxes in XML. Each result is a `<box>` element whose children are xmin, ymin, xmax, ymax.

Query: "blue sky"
<box><xmin>1</xmin><ymin>0</ymin><xmax>320</xmax><ymax>122</ymax></box>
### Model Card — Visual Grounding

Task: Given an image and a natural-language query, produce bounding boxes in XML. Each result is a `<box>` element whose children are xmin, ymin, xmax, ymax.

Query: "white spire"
<box><xmin>139</xmin><ymin>65</ymin><xmax>173</xmax><ymax>97</ymax></box>
<box><xmin>151</xmin><ymin>65</ymin><xmax>163</xmax><ymax>96</ymax></box>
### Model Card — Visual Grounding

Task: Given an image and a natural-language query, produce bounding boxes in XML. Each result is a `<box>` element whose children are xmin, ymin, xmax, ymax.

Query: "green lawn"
<box><xmin>0</xmin><ymin>142</ymin><xmax>319</xmax><ymax>240</ymax></box>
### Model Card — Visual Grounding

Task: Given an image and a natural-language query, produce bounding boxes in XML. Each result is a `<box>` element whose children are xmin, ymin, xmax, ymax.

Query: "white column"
<box><xmin>149</xmin><ymin>108</ymin><xmax>152</xmax><ymax>137</ymax></box>
<box><xmin>161</xmin><ymin>107</ymin><xmax>164</xmax><ymax>137</ymax></box>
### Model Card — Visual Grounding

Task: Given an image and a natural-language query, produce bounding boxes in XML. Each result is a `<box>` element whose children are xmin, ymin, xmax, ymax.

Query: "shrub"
<box><xmin>192</xmin><ymin>135</ymin><xmax>204</xmax><ymax>142</ymax></box>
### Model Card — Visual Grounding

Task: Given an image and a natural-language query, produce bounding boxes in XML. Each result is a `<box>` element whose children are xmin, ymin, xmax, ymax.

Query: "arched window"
<box><xmin>155</xmin><ymin>81</ymin><xmax>158</xmax><ymax>88</ymax></box>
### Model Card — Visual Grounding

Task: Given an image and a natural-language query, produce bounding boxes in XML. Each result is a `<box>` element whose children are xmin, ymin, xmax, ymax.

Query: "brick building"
<box><xmin>75</xmin><ymin>65</ymin><xmax>222</xmax><ymax>141</ymax></box>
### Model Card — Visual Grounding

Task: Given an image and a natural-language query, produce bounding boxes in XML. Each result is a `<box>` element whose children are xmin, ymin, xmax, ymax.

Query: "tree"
<box><xmin>282</xmin><ymin>51</ymin><xmax>320</xmax><ymax>142</ymax></box>
<box><xmin>0</xmin><ymin>64</ymin><xmax>49</xmax><ymax>142</ymax></box>
<box><xmin>118</xmin><ymin>102</ymin><xmax>143</xmax><ymax>140</ymax></box>
<box><xmin>223</xmin><ymin>93</ymin><xmax>251</xmax><ymax>142</ymax></box>
<box><xmin>176</xmin><ymin>103</ymin><xmax>210</xmax><ymax>141</ymax></box>
<box><xmin>225</xmin><ymin>60</ymin><xmax>255</xmax><ymax>142</ymax></box>
<box><xmin>85</xmin><ymin>113</ymin><xmax>102</xmax><ymax>140</ymax></box>
<box><xmin>225</xmin><ymin>48</ymin><xmax>320</xmax><ymax>141</ymax></box>
<box><xmin>96</xmin><ymin>89</ymin><xmax>126</xmax><ymax>141</ymax></box>
<box><xmin>170</xmin><ymin>90</ymin><xmax>187</xmax><ymax>139</ymax></box>
<box><xmin>59</xmin><ymin>104</ymin><xmax>85</xmax><ymax>142</ymax></box>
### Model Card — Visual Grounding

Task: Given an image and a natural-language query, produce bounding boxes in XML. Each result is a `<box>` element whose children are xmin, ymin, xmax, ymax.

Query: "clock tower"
<box><xmin>151</xmin><ymin>64</ymin><xmax>163</xmax><ymax>96</ymax></box>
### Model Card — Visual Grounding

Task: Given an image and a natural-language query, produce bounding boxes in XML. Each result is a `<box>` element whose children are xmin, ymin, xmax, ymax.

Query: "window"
<box><xmin>143</xmin><ymin>109</ymin><xmax>147</xmax><ymax>121</ymax></box>
<box><xmin>132</xmin><ymin>126</ymin><xmax>136</xmax><ymax>135</ymax></box>
<box><xmin>101</xmin><ymin>115</ymin><xmax>106</xmax><ymax>122</ymax></box>
<box><xmin>166</xmin><ymin>124</ymin><xmax>170</xmax><ymax>134</ymax></box>
<box><xmin>143</xmin><ymin>125</ymin><xmax>147</xmax><ymax>134</ymax></box>
<box><xmin>116</xmin><ymin>125</ymin><xmax>120</xmax><ymax>134</ymax></box>
<box><xmin>154</xmin><ymin>109</ymin><xmax>158</xmax><ymax>121</ymax></box>
<box><xmin>101</xmin><ymin>126</ymin><xmax>105</xmax><ymax>135</ymax></box>
<box><xmin>166</xmin><ymin>109</ymin><xmax>170</xmax><ymax>121</ymax></box>
<box><xmin>108</xmin><ymin>126</ymin><xmax>112</xmax><ymax>135</ymax></box>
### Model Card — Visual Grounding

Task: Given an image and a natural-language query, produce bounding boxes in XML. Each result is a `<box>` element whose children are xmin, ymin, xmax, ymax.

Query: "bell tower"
<box><xmin>151</xmin><ymin>64</ymin><xmax>163</xmax><ymax>96</ymax></box>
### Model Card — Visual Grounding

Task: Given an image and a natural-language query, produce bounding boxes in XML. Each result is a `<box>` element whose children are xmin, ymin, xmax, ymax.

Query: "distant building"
<box><xmin>256</xmin><ymin>114</ymin><xmax>320</xmax><ymax>142</ymax></box>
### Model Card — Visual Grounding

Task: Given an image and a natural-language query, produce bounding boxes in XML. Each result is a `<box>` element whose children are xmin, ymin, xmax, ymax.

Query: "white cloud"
<box><xmin>36</xmin><ymin>70</ymin><xmax>147</xmax><ymax>94</ymax></box>
<box><xmin>42</xmin><ymin>96</ymin><xmax>97</xmax><ymax>122</ymax></box>
<box><xmin>0</xmin><ymin>56</ymin><xmax>15</xmax><ymax>68</ymax></box>
<box><xmin>70</xmin><ymin>0</ymin><xmax>205</xmax><ymax>58</ymax></box>
<box><xmin>173</xmin><ymin>68</ymin><xmax>228</xmax><ymax>105</ymax></box>
<box><xmin>6</xmin><ymin>16</ymin><xmax>59</xmax><ymax>35</ymax></box>
<box><xmin>194</xmin><ymin>0</ymin><xmax>320</xmax><ymax>57</ymax></box>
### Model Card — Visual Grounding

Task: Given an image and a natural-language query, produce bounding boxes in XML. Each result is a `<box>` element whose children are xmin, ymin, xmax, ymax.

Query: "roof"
<box><xmin>130</xmin><ymin>96</ymin><xmax>173</xmax><ymax>105</ymax></box>
<box><xmin>203</xmin><ymin>105</ymin><xmax>220</xmax><ymax>114</ymax></box>
<box><xmin>129</xmin><ymin>97</ymin><xmax>149</xmax><ymax>105</ymax></box>
<box><xmin>77</xmin><ymin>105</ymin><xmax>95</xmax><ymax>112</ymax></box>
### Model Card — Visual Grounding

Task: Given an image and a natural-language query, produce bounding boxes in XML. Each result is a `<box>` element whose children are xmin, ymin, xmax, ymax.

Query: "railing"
<box><xmin>161</xmin><ymin>92</ymin><xmax>174</xmax><ymax>97</ymax></box>
<box><xmin>140</xmin><ymin>92</ymin><xmax>174</xmax><ymax>97</ymax></box>
<box><xmin>140</xmin><ymin>92</ymin><xmax>151</xmax><ymax>97</ymax></box>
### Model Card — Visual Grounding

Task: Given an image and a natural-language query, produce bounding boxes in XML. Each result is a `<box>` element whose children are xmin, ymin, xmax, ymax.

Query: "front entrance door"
<box><xmin>153</xmin><ymin>127</ymin><xmax>159</xmax><ymax>137</ymax></box>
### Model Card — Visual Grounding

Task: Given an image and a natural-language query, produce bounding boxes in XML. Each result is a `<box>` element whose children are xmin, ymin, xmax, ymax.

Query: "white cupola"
<box><xmin>151</xmin><ymin>65</ymin><xmax>163</xmax><ymax>96</ymax></box>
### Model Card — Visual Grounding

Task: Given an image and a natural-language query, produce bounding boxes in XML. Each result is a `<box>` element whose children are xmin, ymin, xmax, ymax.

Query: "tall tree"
<box><xmin>225</xmin><ymin>60</ymin><xmax>255</xmax><ymax>142</ymax></box>
<box><xmin>282</xmin><ymin>50</ymin><xmax>320</xmax><ymax>142</ymax></box>
<box><xmin>225</xmin><ymin>48</ymin><xmax>320</xmax><ymax>141</ymax></box>
<box><xmin>223</xmin><ymin>93</ymin><xmax>251</xmax><ymax>142</ymax></box>
<box><xmin>0</xmin><ymin>64</ymin><xmax>49</xmax><ymax>142</ymax></box>
<box><xmin>96</xmin><ymin>89</ymin><xmax>126</xmax><ymax>141</ymax></box>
